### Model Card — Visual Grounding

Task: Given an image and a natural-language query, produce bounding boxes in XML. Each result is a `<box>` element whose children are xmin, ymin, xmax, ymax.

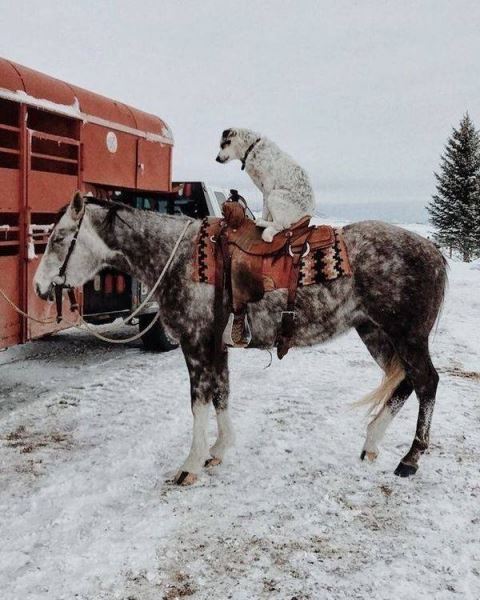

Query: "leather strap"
<box><xmin>276</xmin><ymin>231</ymin><xmax>314</xmax><ymax>359</ymax></box>
<box><xmin>213</xmin><ymin>226</ymin><xmax>231</xmax><ymax>363</ymax></box>
<box><xmin>241</xmin><ymin>138</ymin><xmax>261</xmax><ymax>170</ymax></box>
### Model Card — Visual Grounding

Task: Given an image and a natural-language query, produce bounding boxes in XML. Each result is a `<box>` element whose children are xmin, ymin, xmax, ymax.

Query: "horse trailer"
<box><xmin>0</xmin><ymin>58</ymin><xmax>225</xmax><ymax>351</ymax></box>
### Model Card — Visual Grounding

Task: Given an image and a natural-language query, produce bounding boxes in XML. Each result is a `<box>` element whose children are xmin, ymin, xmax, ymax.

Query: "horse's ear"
<box><xmin>69</xmin><ymin>191</ymin><xmax>85</xmax><ymax>221</ymax></box>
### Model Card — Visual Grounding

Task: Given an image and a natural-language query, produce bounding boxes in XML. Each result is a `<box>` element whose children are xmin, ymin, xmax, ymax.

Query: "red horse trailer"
<box><xmin>0</xmin><ymin>57</ymin><xmax>174</xmax><ymax>350</ymax></box>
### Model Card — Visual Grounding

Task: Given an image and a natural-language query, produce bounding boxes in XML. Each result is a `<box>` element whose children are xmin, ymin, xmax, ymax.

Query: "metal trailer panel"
<box><xmin>0</xmin><ymin>57</ymin><xmax>174</xmax><ymax>350</ymax></box>
<box><xmin>0</xmin><ymin>59</ymin><xmax>26</xmax><ymax>95</ymax></box>
<box><xmin>0</xmin><ymin>167</ymin><xmax>20</xmax><ymax>212</ymax></box>
<box><xmin>11</xmin><ymin>61</ymin><xmax>77</xmax><ymax>106</ymax></box>
<box><xmin>80</xmin><ymin>124</ymin><xmax>138</xmax><ymax>189</ymax></box>
<box><xmin>0</xmin><ymin>256</ymin><xmax>21</xmax><ymax>347</ymax></box>
<box><xmin>136</xmin><ymin>139</ymin><xmax>172</xmax><ymax>191</ymax></box>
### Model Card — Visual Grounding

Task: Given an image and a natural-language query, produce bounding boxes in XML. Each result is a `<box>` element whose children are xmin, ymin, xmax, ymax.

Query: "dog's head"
<box><xmin>215</xmin><ymin>128</ymin><xmax>241</xmax><ymax>164</ymax></box>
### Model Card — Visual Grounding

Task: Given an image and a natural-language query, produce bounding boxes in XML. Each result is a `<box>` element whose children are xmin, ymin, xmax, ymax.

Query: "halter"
<box><xmin>241</xmin><ymin>137</ymin><xmax>261</xmax><ymax>170</ymax></box>
<box><xmin>53</xmin><ymin>211</ymin><xmax>84</xmax><ymax>322</ymax></box>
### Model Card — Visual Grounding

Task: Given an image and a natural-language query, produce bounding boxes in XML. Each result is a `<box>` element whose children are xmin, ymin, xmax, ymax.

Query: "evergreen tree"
<box><xmin>428</xmin><ymin>113</ymin><xmax>480</xmax><ymax>261</ymax></box>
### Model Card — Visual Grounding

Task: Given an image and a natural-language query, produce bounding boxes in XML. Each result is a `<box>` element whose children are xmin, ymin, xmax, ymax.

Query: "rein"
<box><xmin>241</xmin><ymin>137</ymin><xmax>261</xmax><ymax>170</ymax></box>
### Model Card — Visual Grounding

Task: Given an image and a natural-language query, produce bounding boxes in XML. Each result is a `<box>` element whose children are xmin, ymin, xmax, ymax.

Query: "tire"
<box><xmin>138</xmin><ymin>314</ymin><xmax>179</xmax><ymax>352</ymax></box>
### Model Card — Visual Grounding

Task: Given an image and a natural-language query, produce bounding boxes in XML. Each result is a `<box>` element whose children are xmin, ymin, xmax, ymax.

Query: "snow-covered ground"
<box><xmin>1</xmin><ymin>238</ymin><xmax>479</xmax><ymax>599</ymax></box>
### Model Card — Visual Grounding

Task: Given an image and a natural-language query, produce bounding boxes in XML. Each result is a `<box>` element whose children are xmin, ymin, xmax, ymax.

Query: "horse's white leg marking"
<box><xmin>209</xmin><ymin>408</ymin><xmax>235</xmax><ymax>461</ymax></box>
<box><xmin>361</xmin><ymin>406</ymin><xmax>394</xmax><ymax>461</ymax></box>
<box><xmin>178</xmin><ymin>402</ymin><xmax>210</xmax><ymax>475</ymax></box>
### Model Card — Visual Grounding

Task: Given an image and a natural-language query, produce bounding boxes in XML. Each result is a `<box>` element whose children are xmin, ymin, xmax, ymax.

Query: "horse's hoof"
<box><xmin>360</xmin><ymin>449</ymin><xmax>378</xmax><ymax>462</ymax></box>
<box><xmin>204</xmin><ymin>457</ymin><xmax>222</xmax><ymax>468</ymax></box>
<box><xmin>394</xmin><ymin>462</ymin><xmax>418</xmax><ymax>477</ymax></box>
<box><xmin>174</xmin><ymin>471</ymin><xmax>198</xmax><ymax>486</ymax></box>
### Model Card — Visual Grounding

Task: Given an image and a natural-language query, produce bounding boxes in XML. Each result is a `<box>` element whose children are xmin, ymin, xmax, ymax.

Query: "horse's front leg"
<box><xmin>205</xmin><ymin>350</ymin><xmax>234</xmax><ymax>468</ymax></box>
<box><xmin>175</xmin><ymin>344</ymin><xmax>231</xmax><ymax>485</ymax></box>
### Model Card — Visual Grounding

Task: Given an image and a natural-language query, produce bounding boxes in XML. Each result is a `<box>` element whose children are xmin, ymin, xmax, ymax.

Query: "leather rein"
<box><xmin>53</xmin><ymin>212</ymin><xmax>84</xmax><ymax>323</ymax></box>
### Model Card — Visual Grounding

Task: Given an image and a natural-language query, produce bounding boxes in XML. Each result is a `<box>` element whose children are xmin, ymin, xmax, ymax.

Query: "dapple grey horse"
<box><xmin>34</xmin><ymin>193</ymin><xmax>447</xmax><ymax>485</ymax></box>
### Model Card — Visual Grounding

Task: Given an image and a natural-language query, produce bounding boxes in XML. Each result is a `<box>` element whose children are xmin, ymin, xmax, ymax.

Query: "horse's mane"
<box><xmin>56</xmin><ymin>197</ymin><xmax>134</xmax><ymax>229</ymax></box>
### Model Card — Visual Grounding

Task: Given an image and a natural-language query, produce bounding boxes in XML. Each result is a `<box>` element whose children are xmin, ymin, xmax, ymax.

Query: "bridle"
<box><xmin>52</xmin><ymin>211</ymin><xmax>84</xmax><ymax>323</ymax></box>
<box><xmin>48</xmin><ymin>199</ymin><xmax>193</xmax><ymax>329</ymax></box>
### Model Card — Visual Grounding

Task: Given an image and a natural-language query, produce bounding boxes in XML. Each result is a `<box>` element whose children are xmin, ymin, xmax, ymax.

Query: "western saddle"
<box><xmin>195</xmin><ymin>191</ymin><xmax>349</xmax><ymax>359</ymax></box>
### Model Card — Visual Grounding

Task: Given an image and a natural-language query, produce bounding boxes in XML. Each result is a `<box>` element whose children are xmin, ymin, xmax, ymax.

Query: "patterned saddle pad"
<box><xmin>193</xmin><ymin>217</ymin><xmax>352</xmax><ymax>291</ymax></box>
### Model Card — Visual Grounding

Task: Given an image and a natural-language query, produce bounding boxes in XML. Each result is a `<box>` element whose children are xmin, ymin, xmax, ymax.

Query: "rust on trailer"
<box><xmin>0</xmin><ymin>57</ymin><xmax>173</xmax><ymax>349</ymax></box>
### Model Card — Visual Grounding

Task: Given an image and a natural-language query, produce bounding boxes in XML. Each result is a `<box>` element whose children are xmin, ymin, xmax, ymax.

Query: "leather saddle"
<box><xmin>213</xmin><ymin>198</ymin><xmax>335</xmax><ymax>359</ymax></box>
<box><xmin>221</xmin><ymin>201</ymin><xmax>334</xmax><ymax>256</ymax></box>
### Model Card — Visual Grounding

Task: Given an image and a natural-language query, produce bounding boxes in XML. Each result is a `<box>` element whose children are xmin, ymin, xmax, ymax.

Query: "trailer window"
<box><xmin>0</xmin><ymin>99</ymin><xmax>19</xmax><ymax>170</ymax></box>
<box><xmin>27</xmin><ymin>108</ymin><xmax>79</xmax><ymax>139</ymax></box>
<box><xmin>31</xmin><ymin>135</ymin><xmax>79</xmax><ymax>176</ymax></box>
<box><xmin>30</xmin><ymin>213</ymin><xmax>57</xmax><ymax>256</ymax></box>
<box><xmin>0</xmin><ymin>98</ymin><xmax>19</xmax><ymax>127</ymax></box>
<box><xmin>0</xmin><ymin>213</ymin><xmax>19</xmax><ymax>256</ymax></box>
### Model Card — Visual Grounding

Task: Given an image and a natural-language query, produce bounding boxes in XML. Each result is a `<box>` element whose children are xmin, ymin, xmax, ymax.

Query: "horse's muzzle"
<box><xmin>35</xmin><ymin>282</ymin><xmax>54</xmax><ymax>301</ymax></box>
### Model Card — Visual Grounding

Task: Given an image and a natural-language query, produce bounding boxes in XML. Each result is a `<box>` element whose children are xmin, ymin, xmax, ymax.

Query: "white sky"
<box><xmin>1</xmin><ymin>0</ymin><xmax>479</xmax><ymax>209</ymax></box>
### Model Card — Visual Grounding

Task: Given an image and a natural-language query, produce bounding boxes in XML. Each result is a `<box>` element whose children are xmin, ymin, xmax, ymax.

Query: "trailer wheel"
<box><xmin>139</xmin><ymin>314</ymin><xmax>179</xmax><ymax>352</ymax></box>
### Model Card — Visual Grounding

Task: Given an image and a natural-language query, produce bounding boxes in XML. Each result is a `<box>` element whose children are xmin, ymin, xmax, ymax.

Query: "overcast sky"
<box><xmin>1</xmin><ymin>1</ymin><xmax>479</xmax><ymax>213</ymax></box>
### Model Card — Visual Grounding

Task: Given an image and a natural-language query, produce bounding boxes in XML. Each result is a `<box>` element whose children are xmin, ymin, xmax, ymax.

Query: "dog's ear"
<box><xmin>222</xmin><ymin>128</ymin><xmax>237</xmax><ymax>139</ymax></box>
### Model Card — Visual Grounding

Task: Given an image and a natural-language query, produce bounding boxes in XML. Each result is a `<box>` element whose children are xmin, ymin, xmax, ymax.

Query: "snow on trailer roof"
<box><xmin>0</xmin><ymin>57</ymin><xmax>173</xmax><ymax>145</ymax></box>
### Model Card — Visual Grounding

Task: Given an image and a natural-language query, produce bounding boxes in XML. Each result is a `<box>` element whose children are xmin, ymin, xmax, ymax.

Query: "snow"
<box><xmin>1</xmin><ymin>251</ymin><xmax>479</xmax><ymax>599</ymax></box>
<box><xmin>0</xmin><ymin>87</ymin><xmax>82</xmax><ymax>120</ymax></box>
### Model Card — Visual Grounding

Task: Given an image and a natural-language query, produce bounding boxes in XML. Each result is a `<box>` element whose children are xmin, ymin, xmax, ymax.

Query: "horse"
<box><xmin>34</xmin><ymin>192</ymin><xmax>447</xmax><ymax>485</ymax></box>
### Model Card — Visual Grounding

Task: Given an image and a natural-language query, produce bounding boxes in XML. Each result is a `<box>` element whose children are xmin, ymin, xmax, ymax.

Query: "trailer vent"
<box><xmin>28</xmin><ymin>109</ymin><xmax>80</xmax><ymax>176</ymax></box>
<box><xmin>0</xmin><ymin>98</ymin><xmax>19</xmax><ymax>170</ymax></box>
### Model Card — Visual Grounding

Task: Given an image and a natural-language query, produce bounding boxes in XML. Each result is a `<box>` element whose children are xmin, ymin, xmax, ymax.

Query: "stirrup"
<box><xmin>222</xmin><ymin>312</ymin><xmax>252</xmax><ymax>348</ymax></box>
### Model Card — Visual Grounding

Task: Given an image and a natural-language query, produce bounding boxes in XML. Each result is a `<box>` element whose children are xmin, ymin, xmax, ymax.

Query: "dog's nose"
<box><xmin>215</xmin><ymin>155</ymin><xmax>222</xmax><ymax>163</ymax></box>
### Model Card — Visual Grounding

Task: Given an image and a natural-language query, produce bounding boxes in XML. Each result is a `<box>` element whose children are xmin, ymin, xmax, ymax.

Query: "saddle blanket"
<box><xmin>193</xmin><ymin>217</ymin><xmax>352</xmax><ymax>290</ymax></box>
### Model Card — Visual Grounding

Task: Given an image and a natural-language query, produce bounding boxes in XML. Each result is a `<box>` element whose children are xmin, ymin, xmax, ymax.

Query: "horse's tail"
<box><xmin>432</xmin><ymin>252</ymin><xmax>449</xmax><ymax>336</ymax></box>
<box><xmin>354</xmin><ymin>356</ymin><xmax>405</xmax><ymax>418</ymax></box>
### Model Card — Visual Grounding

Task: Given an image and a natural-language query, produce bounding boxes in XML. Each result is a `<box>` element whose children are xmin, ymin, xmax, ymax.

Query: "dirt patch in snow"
<box><xmin>439</xmin><ymin>366</ymin><xmax>480</xmax><ymax>380</ymax></box>
<box><xmin>4</xmin><ymin>425</ymin><xmax>73</xmax><ymax>454</ymax></box>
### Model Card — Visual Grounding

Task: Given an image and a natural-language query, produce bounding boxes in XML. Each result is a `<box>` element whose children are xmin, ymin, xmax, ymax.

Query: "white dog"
<box><xmin>216</xmin><ymin>128</ymin><xmax>315</xmax><ymax>241</ymax></box>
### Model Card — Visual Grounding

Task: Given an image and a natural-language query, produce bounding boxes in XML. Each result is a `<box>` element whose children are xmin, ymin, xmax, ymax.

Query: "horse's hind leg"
<box><xmin>356</xmin><ymin>323</ymin><xmax>413</xmax><ymax>461</ymax></box>
<box><xmin>361</xmin><ymin>378</ymin><xmax>414</xmax><ymax>461</ymax></box>
<box><xmin>394</xmin><ymin>340</ymin><xmax>439</xmax><ymax>477</ymax></box>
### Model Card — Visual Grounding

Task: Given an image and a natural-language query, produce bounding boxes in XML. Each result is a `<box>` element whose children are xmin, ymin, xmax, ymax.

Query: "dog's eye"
<box><xmin>221</xmin><ymin>140</ymin><xmax>231</xmax><ymax>149</ymax></box>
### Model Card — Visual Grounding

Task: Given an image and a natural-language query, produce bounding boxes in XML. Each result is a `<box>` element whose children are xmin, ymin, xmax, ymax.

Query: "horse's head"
<box><xmin>34</xmin><ymin>192</ymin><xmax>114</xmax><ymax>300</ymax></box>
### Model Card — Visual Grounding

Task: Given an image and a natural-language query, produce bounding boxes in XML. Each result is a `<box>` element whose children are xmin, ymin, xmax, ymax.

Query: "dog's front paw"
<box><xmin>261</xmin><ymin>229</ymin><xmax>275</xmax><ymax>242</ymax></box>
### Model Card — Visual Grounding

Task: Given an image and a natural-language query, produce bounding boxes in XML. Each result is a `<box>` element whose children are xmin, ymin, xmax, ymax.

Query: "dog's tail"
<box><xmin>353</xmin><ymin>356</ymin><xmax>406</xmax><ymax>420</ymax></box>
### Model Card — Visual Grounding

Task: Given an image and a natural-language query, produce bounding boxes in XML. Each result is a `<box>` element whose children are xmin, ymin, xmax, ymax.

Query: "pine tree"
<box><xmin>428</xmin><ymin>113</ymin><xmax>480</xmax><ymax>261</ymax></box>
